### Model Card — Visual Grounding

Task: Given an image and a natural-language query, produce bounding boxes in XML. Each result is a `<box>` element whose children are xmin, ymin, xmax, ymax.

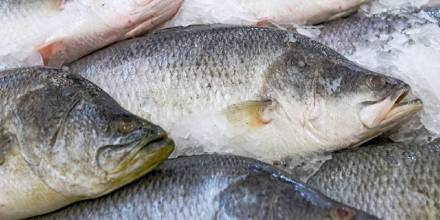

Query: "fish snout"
<box><xmin>97</xmin><ymin>121</ymin><xmax>172</xmax><ymax>174</ymax></box>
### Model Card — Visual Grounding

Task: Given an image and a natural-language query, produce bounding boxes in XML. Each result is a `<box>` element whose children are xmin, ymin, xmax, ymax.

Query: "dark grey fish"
<box><xmin>0</xmin><ymin>67</ymin><xmax>174</xmax><ymax>219</ymax></box>
<box><xmin>308</xmin><ymin>140</ymin><xmax>440</xmax><ymax>220</ymax></box>
<box><xmin>33</xmin><ymin>154</ymin><xmax>379</xmax><ymax>220</ymax></box>
<box><xmin>68</xmin><ymin>25</ymin><xmax>421</xmax><ymax>165</ymax></box>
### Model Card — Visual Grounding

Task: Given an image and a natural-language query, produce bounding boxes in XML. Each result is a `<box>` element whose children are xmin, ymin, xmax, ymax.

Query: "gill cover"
<box><xmin>13</xmin><ymin>85</ymin><xmax>84</xmax><ymax>196</ymax></box>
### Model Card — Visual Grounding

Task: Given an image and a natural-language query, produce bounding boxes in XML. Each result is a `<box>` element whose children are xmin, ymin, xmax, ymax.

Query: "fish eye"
<box><xmin>367</xmin><ymin>75</ymin><xmax>386</xmax><ymax>90</ymax></box>
<box><xmin>330</xmin><ymin>206</ymin><xmax>355</xmax><ymax>220</ymax></box>
<box><xmin>117</xmin><ymin>119</ymin><xmax>140</xmax><ymax>134</ymax></box>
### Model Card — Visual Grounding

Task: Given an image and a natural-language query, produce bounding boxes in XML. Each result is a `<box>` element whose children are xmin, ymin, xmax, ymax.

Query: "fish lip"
<box><xmin>95</xmin><ymin>137</ymin><xmax>174</xmax><ymax>197</ymax></box>
<box><xmin>106</xmin><ymin>133</ymin><xmax>172</xmax><ymax>174</ymax></box>
<box><xmin>381</xmin><ymin>85</ymin><xmax>422</xmax><ymax>123</ymax></box>
<box><xmin>359</xmin><ymin>86</ymin><xmax>422</xmax><ymax>129</ymax></box>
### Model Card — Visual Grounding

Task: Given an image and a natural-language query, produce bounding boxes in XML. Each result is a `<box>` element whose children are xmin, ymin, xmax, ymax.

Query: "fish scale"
<box><xmin>32</xmin><ymin>154</ymin><xmax>378</xmax><ymax>220</ymax></box>
<box><xmin>70</xmin><ymin>25</ymin><xmax>421</xmax><ymax>165</ymax></box>
<box><xmin>308</xmin><ymin>140</ymin><xmax>440</xmax><ymax>220</ymax></box>
<box><xmin>72</xmin><ymin>26</ymin><xmax>283</xmax><ymax>121</ymax></box>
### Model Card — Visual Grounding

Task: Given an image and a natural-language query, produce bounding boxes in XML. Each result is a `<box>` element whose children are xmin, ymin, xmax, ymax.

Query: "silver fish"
<box><xmin>0</xmin><ymin>67</ymin><xmax>174</xmax><ymax>219</ymax></box>
<box><xmin>69</xmin><ymin>25</ymin><xmax>422</xmax><ymax>164</ymax></box>
<box><xmin>33</xmin><ymin>154</ymin><xmax>379</xmax><ymax>220</ymax></box>
<box><xmin>308</xmin><ymin>140</ymin><xmax>440</xmax><ymax>220</ymax></box>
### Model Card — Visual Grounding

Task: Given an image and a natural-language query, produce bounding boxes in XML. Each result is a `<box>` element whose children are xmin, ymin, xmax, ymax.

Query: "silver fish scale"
<box><xmin>308</xmin><ymin>141</ymin><xmax>440</xmax><ymax>220</ymax></box>
<box><xmin>31</xmin><ymin>155</ymin><xmax>261</xmax><ymax>220</ymax></box>
<box><xmin>0</xmin><ymin>68</ymin><xmax>63</xmax><ymax>121</ymax></box>
<box><xmin>70</xmin><ymin>26</ymin><xmax>290</xmax><ymax>122</ymax></box>
<box><xmin>317</xmin><ymin>8</ymin><xmax>440</xmax><ymax>54</ymax></box>
<box><xmin>32</xmin><ymin>154</ymin><xmax>378</xmax><ymax>220</ymax></box>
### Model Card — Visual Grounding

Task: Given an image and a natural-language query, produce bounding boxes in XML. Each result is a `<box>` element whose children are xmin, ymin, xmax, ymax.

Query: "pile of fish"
<box><xmin>0</xmin><ymin>0</ymin><xmax>439</xmax><ymax>220</ymax></box>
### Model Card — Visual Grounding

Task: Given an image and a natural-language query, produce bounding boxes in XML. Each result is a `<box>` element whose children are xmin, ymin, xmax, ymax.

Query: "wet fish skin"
<box><xmin>0</xmin><ymin>67</ymin><xmax>174</xmax><ymax>219</ymax></box>
<box><xmin>70</xmin><ymin>25</ymin><xmax>421</xmax><ymax>164</ymax></box>
<box><xmin>0</xmin><ymin>0</ymin><xmax>183</xmax><ymax>69</ymax></box>
<box><xmin>317</xmin><ymin>7</ymin><xmax>440</xmax><ymax>54</ymax></box>
<box><xmin>32</xmin><ymin>154</ymin><xmax>379</xmax><ymax>220</ymax></box>
<box><xmin>308</xmin><ymin>140</ymin><xmax>440</xmax><ymax>220</ymax></box>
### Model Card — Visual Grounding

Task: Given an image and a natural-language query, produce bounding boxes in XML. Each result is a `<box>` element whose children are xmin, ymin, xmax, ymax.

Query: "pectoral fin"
<box><xmin>225</xmin><ymin>100</ymin><xmax>273</xmax><ymax>129</ymax></box>
<box><xmin>37</xmin><ymin>40</ymin><xmax>67</xmax><ymax>67</ymax></box>
<box><xmin>256</xmin><ymin>20</ymin><xmax>287</xmax><ymax>30</ymax></box>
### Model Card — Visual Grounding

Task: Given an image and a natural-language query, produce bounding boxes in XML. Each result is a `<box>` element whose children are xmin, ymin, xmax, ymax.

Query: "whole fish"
<box><xmin>69</xmin><ymin>25</ymin><xmax>422</xmax><ymax>164</ymax></box>
<box><xmin>0</xmin><ymin>67</ymin><xmax>174</xmax><ymax>219</ymax></box>
<box><xmin>165</xmin><ymin>0</ymin><xmax>370</xmax><ymax>28</ymax></box>
<box><xmin>33</xmin><ymin>154</ymin><xmax>379</xmax><ymax>220</ymax></box>
<box><xmin>308</xmin><ymin>140</ymin><xmax>440</xmax><ymax>220</ymax></box>
<box><xmin>0</xmin><ymin>0</ymin><xmax>183</xmax><ymax>69</ymax></box>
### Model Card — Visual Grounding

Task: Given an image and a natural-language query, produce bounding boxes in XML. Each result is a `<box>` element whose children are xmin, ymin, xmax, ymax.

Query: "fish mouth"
<box><xmin>96</xmin><ymin>135</ymin><xmax>174</xmax><ymax>197</ymax></box>
<box><xmin>360</xmin><ymin>86</ymin><xmax>423</xmax><ymax>129</ymax></box>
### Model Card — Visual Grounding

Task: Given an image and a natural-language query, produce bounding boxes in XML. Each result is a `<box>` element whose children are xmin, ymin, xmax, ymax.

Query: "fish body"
<box><xmin>0</xmin><ymin>0</ymin><xmax>182</xmax><ymax>69</ymax></box>
<box><xmin>0</xmin><ymin>67</ymin><xmax>174</xmax><ymax>219</ymax></box>
<box><xmin>308</xmin><ymin>140</ymin><xmax>440</xmax><ymax>220</ymax></box>
<box><xmin>33</xmin><ymin>154</ymin><xmax>379</xmax><ymax>220</ymax></box>
<box><xmin>165</xmin><ymin>0</ymin><xmax>370</xmax><ymax>27</ymax></box>
<box><xmin>70</xmin><ymin>25</ymin><xmax>421</xmax><ymax>163</ymax></box>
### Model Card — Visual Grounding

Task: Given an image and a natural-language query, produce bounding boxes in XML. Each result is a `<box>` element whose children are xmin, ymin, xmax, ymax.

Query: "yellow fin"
<box><xmin>225</xmin><ymin>100</ymin><xmax>272</xmax><ymax>129</ymax></box>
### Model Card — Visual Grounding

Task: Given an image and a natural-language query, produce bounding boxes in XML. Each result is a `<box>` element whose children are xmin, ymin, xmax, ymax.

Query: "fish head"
<box><xmin>314</xmin><ymin>62</ymin><xmax>422</xmax><ymax>148</ymax></box>
<box><xmin>15</xmin><ymin>73</ymin><xmax>174</xmax><ymax>199</ymax></box>
<box><xmin>272</xmin><ymin>39</ymin><xmax>422</xmax><ymax>149</ymax></box>
<box><xmin>78</xmin><ymin>0</ymin><xmax>183</xmax><ymax>38</ymax></box>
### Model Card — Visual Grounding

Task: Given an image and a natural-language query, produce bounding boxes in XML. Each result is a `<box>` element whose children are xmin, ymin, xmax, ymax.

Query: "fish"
<box><xmin>32</xmin><ymin>154</ymin><xmax>379</xmax><ymax>220</ymax></box>
<box><xmin>0</xmin><ymin>0</ymin><xmax>183</xmax><ymax>69</ymax></box>
<box><xmin>0</xmin><ymin>67</ymin><xmax>174</xmax><ymax>219</ymax></box>
<box><xmin>69</xmin><ymin>25</ymin><xmax>422</xmax><ymax>165</ymax></box>
<box><xmin>307</xmin><ymin>140</ymin><xmax>440</xmax><ymax>220</ymax></box>
<box><xmin>165</xmin><ymin>0</ymin><xmax>371</xmax><ymax>28</ymax></box>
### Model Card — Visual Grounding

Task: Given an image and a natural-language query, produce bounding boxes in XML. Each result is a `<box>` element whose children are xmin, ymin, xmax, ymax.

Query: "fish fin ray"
<box><xmin>225</xmin><ymin>100</ymin><xmax>273</xmax><ymax>129</ymax></box>
<box><xmin>37</xmin><ymin>40</ymin><xmax>67</xmax><ymax>67</ymax></box>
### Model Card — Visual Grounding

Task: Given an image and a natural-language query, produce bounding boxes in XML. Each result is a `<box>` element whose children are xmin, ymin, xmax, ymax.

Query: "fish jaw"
<box><xmin>360</xmin><ymin>87</ymin><xmax>423</xmax><ymax>129</ymax></box>
<box><xmin>95</xmin><ymin>138</ymin><xmax>174</xmax><ymax>197</ymax></box>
